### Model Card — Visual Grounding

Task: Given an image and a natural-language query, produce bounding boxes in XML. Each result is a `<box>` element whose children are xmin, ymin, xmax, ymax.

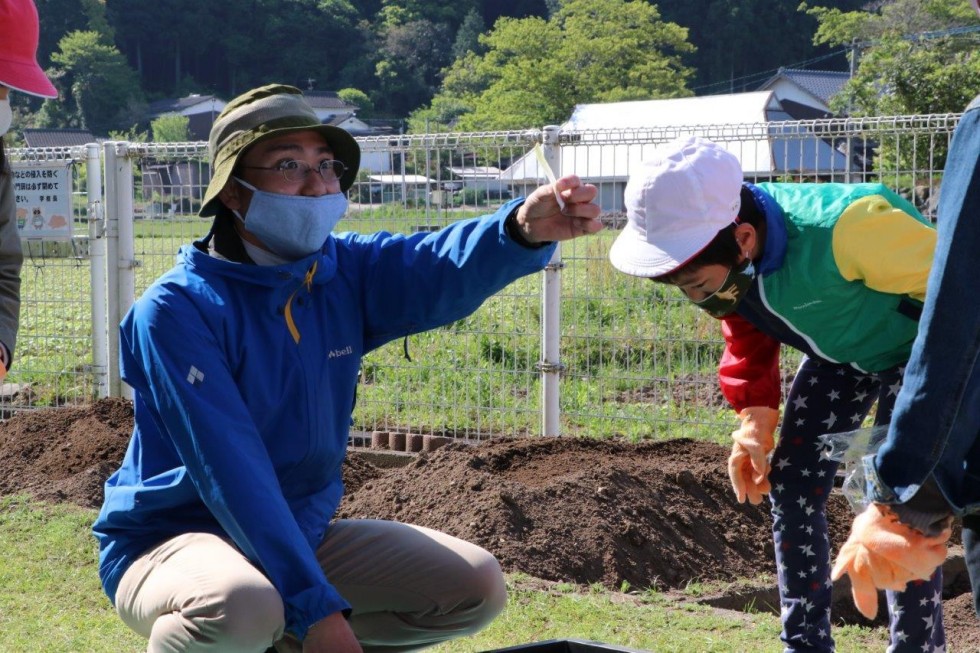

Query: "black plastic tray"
<box><xmin>482</xmin><ymin>639</ymin><xmax>651</xmax><ymax>652</ymax></box>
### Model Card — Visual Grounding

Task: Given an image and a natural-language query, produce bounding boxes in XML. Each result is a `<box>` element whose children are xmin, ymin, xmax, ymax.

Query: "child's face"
<box><xmin>669</xmin><ymin>264</ymin><xmax>733</xmax><ymax>302</ymax></box>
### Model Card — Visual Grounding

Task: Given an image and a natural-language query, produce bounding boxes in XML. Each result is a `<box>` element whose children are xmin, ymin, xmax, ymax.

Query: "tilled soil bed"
<box><xmin>1</xmin><ymin>398</ymin><xmax>976</xmax><ymax>649</ymax></box>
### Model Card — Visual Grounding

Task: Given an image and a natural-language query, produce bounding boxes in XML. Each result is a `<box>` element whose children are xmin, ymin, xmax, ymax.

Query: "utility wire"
<box><xmin>693</xmin><ymin>24</ymin><xmax>980</xmax><ymax>96</ymax></box>
<box><xmin>692</xmin><ymin>48</ymin><xmax>850</xmax><ymax>95</ymax></box>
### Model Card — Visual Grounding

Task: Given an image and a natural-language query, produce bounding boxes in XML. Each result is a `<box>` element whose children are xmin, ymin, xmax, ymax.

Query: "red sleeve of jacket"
<box><xmin>718</xmin><ymin>313</ymin><xmax>782</xmax><ymax>412</ymax></box>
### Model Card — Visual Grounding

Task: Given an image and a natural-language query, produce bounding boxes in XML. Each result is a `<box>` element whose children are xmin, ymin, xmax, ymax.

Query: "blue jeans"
<box><xmin>771</xmin><ymin>357</ymin><xmax>944</xmax><ymax>652</ymax></box>
<box><xmin>867</xmin><ymin>96</ymin><xmax>980</xmax><ymax>615</ymax></box>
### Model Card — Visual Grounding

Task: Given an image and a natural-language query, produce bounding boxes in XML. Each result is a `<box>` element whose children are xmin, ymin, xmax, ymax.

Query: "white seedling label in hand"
<box><xmin>533</xmin><ymin>143</ymin><xmax>565</xmax><ymax>210</ymax></box>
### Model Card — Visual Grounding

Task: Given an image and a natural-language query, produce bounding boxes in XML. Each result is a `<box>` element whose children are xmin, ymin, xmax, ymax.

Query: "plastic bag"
<box><xmin>817</xmin><ymin>425</ymin><xmax>890</xmax><ymax>512</ymax></box>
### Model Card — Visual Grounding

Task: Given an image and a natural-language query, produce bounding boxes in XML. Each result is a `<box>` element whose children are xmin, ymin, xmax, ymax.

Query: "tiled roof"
<box><xmin>304</xmin><ymin>91</ymin><xmax>357</xmax><ymax>111</ymax></box>
<box><xmin>147</xmin><ymin>94</ymin><xmax>220</xmax><ymax>116</ymax></box>
<box><xmin>758</xmin><ymin>68</ymin><xmax>849</xmax><ymax>105</ymax></box>
<box><xmin>21</xmin><ymin>128</ymin><xmax>97</xmax><ymax>148</ymax></box>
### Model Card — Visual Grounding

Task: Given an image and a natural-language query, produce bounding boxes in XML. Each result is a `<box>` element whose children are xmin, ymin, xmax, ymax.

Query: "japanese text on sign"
<box><xmin>12</xmin><ymin>163</ymin><xmax>73</xmax><ymax>240</ymax></box>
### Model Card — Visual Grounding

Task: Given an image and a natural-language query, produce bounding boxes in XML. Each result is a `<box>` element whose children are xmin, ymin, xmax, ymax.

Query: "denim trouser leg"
<box><xmin>771</xmin><ymin>358</ymin><xmax>945</xmax><ymax>653</ymax></box>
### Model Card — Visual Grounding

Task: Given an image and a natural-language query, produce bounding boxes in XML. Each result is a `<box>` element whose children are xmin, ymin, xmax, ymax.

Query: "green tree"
<box><xmin>106</xmin><ymin>0</ymin><xmax>363</xmax><ymax>98</ymax></box>
<box><xmin>105</xmin><ymin>0</ymin><xmax>213</xmax><ymax>96</ymax></box>
<box><xmin>650</xmin><ymin>0</ymin><xmax>865</xmax><ymax>95</ymax></box>
<box><xmin>411</xmin><ymin>0</ymin><xmax>694</xmax><ymax>132</ymax></box>
<box><xmin>452</xmin><ymin>9</ymin><xmax>486</xmax><ymax>59</ymax></box>
<box><xmin>807</xmin><ymin>0</ymin><xmax>980</xmax><ymax>175</ymax></box>
<box><xmin>151</xmin><ymin>113</ymin><xmax>190</xmax><ymax>142</ymax></box>
<box><xmin>108</xmin><ymin>125</ymin><xmax>148</xmax><ymax>142</ymax></box>
<box><xmin>377</xmin><ymin>0</ymin><xmax>478</xmax><ymax>27</ymax></box>
<box><xmin>374</xmin><ymin>19</ymin><xmax>453</xmax><ymax>117</ymax></box>
<box><xmin>39</xmin><ymin>30</ymin><xmax>144</xmax><ymax>136</ymax></box>
<box><xmin>338</xmin><ymin>88</ymin><xmax>375</xmax><ymax>117</ymax></box>
<box><xmin>806</xmin><ymin>0</ymin><xmax>980</xmax><ymax>115</ymax></box>
<box><xmin>35</xmin><ymin>0</ymin><xmax>111</xmax><ymax>67</ymax></box>
<box><xmin>249</xmin><ymin>0</ymin><xmax>361</xmax><ymax>92</ymax></box>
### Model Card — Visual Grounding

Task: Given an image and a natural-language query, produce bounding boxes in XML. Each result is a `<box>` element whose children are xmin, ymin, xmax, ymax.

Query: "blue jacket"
<box><xmin>868</xmin><ymin>96</ymin><xmax>980</xmax><ymax>521</ymax></box>
<box><xmin>92</xmin><ymin>199</ymin><xmax>555</xmax><ymax>639</ymax></box>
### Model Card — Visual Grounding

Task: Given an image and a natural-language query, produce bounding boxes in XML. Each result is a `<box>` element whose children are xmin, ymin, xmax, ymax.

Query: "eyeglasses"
<box><xmin>241</xmin><ymin>159</ymin><xmax>347</xmax><ymax>184</ymax></box>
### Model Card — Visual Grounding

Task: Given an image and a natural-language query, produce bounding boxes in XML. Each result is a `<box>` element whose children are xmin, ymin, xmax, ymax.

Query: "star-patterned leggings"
<box><xmin>769</xmin><ymin>356</ymin><xmax>945</xmax><ymax>653</ymax></box>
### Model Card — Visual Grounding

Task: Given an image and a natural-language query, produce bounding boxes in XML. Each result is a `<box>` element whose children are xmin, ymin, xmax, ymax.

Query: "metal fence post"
<box><xmin>86</xmin><ymin>143</ymin><xmax>108</xmax><ymax>398</ymax></box>
<box><xmin>103</xmin><ymin>141</ymin><xmax>137</xmax><ymax>399</ymax></box>
<box><xmin>539</xmin><ymin>125</ymin><xmax>564</xmax><ymax>436</ymax></box>
<box><xmin>115</xmin><ymin>143</ymin><xmax>137</xmax><ymax>401</ymax></box>
<box><xmin>102</xmin><ymin>141</ymin><xmax>121</xmax><ymax>397</ymax></box>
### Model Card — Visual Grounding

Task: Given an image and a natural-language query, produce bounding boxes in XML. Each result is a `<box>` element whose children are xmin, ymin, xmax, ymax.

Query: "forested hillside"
<box><xmin>18</xmin><ymin>0</ymin><xmax>980</xmax><ymax>138</ymax></box>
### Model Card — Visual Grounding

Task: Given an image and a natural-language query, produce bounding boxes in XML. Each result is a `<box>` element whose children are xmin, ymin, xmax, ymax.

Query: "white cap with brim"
<box><xmin>608</xmin><ymin>135</ymin><xmax>744</xmax><ymax>278</ymax></box>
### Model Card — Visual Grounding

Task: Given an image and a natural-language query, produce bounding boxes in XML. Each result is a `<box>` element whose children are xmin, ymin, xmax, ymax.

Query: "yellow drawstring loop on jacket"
<box><xmin>284</xmin><ymin>260</ymin><xmax>318</xmax><ymax>344</ymax></box>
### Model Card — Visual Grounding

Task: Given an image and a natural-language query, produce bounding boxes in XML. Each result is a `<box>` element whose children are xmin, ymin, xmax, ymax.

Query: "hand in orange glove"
<box><xmin>831</xmin><ymin>503</ymin><xmax>952</xmax><ymax>620</ymax></box>
<box><xmin>728</xmin><ymin>406</ymin><xmax>779</xmax><ymax>504</ymax></box>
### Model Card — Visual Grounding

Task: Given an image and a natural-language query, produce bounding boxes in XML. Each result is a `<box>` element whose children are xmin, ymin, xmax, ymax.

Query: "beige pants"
<box><xmin>114</xmin><ymin>520</ymin><xmax>507</xmax><ymax>653</ymax></box>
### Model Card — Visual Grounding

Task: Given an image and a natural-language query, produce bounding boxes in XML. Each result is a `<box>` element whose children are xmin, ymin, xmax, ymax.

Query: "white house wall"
<box><xmin>765</xmin><ymin>80</ymin><xmax>831</xmax><ymax>113</ymax></box>
<box><xmin>356</xmin><ymin>140</ymin><xmax>396</xmax><ymax>174</ymax></box>
<box><xmin>564</xmin><ymin>92</ymin><xmax>775</xmax><ymax>130</ymax></box>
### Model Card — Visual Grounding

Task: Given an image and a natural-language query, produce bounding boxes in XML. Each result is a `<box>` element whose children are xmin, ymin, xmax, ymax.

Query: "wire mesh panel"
<box><xmin>553</xmin><ymin>115</ymin><xmax>958</xmax><ymax>440</ymax></box>
<box><xmin>4</xmin><ymin>114</ymin><xmax>957</xmax><ymax>439</ymax></box>
<box><xmin>125</xmin><ymin>142</ymin><xmax>214</xmax><ymax>296</ymax></box>
<box><xmin>5</xmin><ymin>145</ymin><xmax>100</xmax><ymax>414</ymax></box>
<box><xmin>347</xmin><ymin>131</ymin><xmax>544</xmax><ymax>440</ymax></box>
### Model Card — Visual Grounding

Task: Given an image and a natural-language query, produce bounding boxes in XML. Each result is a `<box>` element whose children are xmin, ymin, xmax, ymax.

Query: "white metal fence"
<box><xmin>5</xmin><ymin>113</ymin><xmax>961</xmax><ymax>440</ymax></box>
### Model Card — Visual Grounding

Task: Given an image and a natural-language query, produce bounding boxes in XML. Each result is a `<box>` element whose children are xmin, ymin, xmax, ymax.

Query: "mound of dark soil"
<box><xmin>0</xmin><ymin>398</ymin><xmax>134</xmax><ymax>507</ymax></box>
<box><xmin>0</xmin><ymin>398</ymin><xmax>977</xmax><ymax>649</ymax></box>
<box><xmin>339</xmin><ymin>436</ymin><xmax>812</xmax><ymax>590</ymax></box>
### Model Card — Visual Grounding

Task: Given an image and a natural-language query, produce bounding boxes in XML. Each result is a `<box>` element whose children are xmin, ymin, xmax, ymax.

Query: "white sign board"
<box><xmin>12</xmin><ymin>162</ymin><xmax>73</xmax><ymax>240</ymax></box>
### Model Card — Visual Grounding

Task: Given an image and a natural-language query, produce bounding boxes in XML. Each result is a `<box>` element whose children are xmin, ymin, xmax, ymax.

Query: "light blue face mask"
<box><xmin>233</xmin><ymin>177</ymin><xmax>348</xmax><ymax>259</ymax></box>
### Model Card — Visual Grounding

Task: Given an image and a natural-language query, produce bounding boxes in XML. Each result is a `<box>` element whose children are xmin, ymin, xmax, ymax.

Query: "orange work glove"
<box><xmin>831</xmin><ymin>503</ymin><xmax>952</xmax><ymax>620</ymax></box>
<box><xmin>0</xmin><ymin>358</ymin><xmax>6</xmax><ymax>382</ymax></box>
<box><xmin>728</xmin><ymin>406</ymin><xmax>779</xmax><ymax>504</ymax></box>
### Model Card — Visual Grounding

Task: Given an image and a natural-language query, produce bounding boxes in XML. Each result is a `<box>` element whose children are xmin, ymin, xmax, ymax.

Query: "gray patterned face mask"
<box><xmin>692</xmin><ymin>259</ymin><xmax>755</xmax><ymax>318</ymax></box>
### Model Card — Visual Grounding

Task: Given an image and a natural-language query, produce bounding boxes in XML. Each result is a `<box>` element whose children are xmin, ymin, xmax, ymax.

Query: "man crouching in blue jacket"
<box><xmin>93</xmin><ymin>83</ymin><xmax>603</xmax><ymax>653</ymax></box>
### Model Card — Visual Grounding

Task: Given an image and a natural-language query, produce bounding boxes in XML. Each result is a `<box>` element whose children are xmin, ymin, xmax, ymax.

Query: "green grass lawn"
<box><xmin>0</xmin><ymin>495</ymin><xmax>890</xmax><ymax>653</ymax></box>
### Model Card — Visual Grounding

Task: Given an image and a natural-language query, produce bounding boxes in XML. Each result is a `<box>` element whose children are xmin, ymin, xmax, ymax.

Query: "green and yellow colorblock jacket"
<box><xmin>719</xmin><ymin>182</ymin><xmax>936</xmax><ymax>411</ymax></box>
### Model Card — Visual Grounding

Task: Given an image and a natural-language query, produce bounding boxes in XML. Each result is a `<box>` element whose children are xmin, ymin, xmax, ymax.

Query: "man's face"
<box><xmin>217</xmin><ymin>129</ymin><xmax>346</xmax><ymax>250</ymax></box>
<box><xmin>230</xmin><ymin>130</ymin><xmax>342</xmax><ymax>210</ymax></box>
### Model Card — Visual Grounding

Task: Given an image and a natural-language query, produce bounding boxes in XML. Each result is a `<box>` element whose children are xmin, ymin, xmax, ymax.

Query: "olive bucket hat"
<box><xmin>199</xmin><ymin>83</ymin><xmax>360</xmax><ymax>217</ymax></box>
